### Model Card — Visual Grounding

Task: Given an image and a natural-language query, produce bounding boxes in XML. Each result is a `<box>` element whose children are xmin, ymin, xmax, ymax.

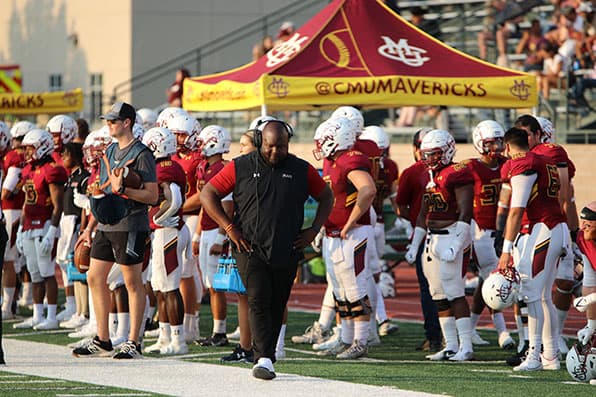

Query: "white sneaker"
<box><xmin>33</xmin><ymin>318</ymin><xmax>59</xmax><ymax>330</ymax></box>
<box><xmin>590</xmin><ymin>379</ymin><xmax>596</xmax><ymax>385</ymax></box>
<box><xmin>336</xmin><ymin>340</ymin><xmax>368</xmax><ymax>359</ymax></box>
<box><xmin>56</xmin><ymin>307</ymin><xmax>76</xmax><ymax>322</ymax></box>
<box><xmin>449</xmin><ymin>348</ymin><xmax>474</xmax><ymax>361</ymax></box>
<box><xmin>144</xmin><ymin>339</ymin><xmax>171</xmax><ymax>353</ymax></box>
<box><xmin>68</xmin><ymin>323</ymin><xmax>96</xmax><ymax>338</ymax></box>
<box><xmin>471</xmin><ymin>332</ymin><xmax>490</xmax><ymax>345</ymax></box>
<box><xmin>228</xmin><ymin>326</ymin><xmax>241</xmax><ymax>340</ymax></box>
<box><xmin>275</xmin><ymin>348</ymin><xmax>286</xmax><ymax>361</ymax></box>
<box><xmin>316</xmin><ymin>342</ymin><xmax>350</xmax><ymax>357</ymax></box>
<box><xmin>185</xmin><ymin>326</ymin><xmax>198</xmax><ymax>344</ymax></box>
<box><xmin>291</xmin><ymin>321</ymin><xmax>329</xmax><ymax>344</ymax></box>
<box><xmin>541</xmin><ymin>354</ymin><xmax>560</xmax><ymax>370</ymax></box>
<box><xmin>111</xmin><ymin>335</ymin><xmax>127</xmax><ymax>348</ymax></box>
<box><xmin>144</xmin><ymin>328</ymin><xmax>161</xmax><ymax>338</ymax></box>
<box><xmin>378</xmin><ymin>320</ymin><xmax>399</xmax><ymax>336</ymax></box>
<box><xmin>2</xmin><ymin>310</ymin><xmax>14</xmax><ymax>320</ymax></box>
<box><xmin>13</xmin><ymin>317</ymin><xmax>40</xmax><ymax>329</ymax></box>
<box><xmin>368</xmin><ymin>331</ymin><xmax>381</xmax><ymax>346</ymax></box>
<box><xmin>426</xmin><ymin>348</ymin><xmax>457</xmax><ymax>361</ymax></box>
<box><xmin>61</xmin><ymin>314</ymin><xmax>88</xmax><ymax>329</ymax></box>
<box><xmin>498</xmin><ymin>332</ymin><xmax>516</xmax><ymax>350</ymax></box>
<box><xmin>558</xmin><ymin>336</ymin><xmax>569</xmax><ymax>355</ymax></box>
<box><xmin>252</xmin><ymin>357</ymin><xmax>276</xmax><ymax>380</ymax></box>
<box><xmin>160</xmin><ymin>341</ymin><xmax>188</xmax><ymax>355</ymax></box>
<box><xmin>513</xmin><ymin>355</ymin><xmax>543</xmax><ymax>371</ymax></box>
<box><xmin>67</xmin><ymin>336</ymin><xmax>94</xmax><ymax>349</ymax></box>
<box><xmin>313</xmin><ymin>326</ymin><xmax>341</xmax><ymax>351</ymax></box>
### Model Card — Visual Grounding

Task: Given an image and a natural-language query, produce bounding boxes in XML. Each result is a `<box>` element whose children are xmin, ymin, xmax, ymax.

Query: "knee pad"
<box><xmin>334</xmin><ymin>296</ymin><xmax>350</xmax><ymax>318</ymax></box>
<box><xmin>434</xmin><ymin>299</ymin><xmax>450</xmax><ymax>312</ymax></box>
<box><xmin>555</xmin><ymin>279</ymin><xmax>575</xmax><ymax>295</ymax></box>
<box><xmin>348</xmin><ymin>296</ymin><xmax>372</xmax><ymax>318</ymax></box>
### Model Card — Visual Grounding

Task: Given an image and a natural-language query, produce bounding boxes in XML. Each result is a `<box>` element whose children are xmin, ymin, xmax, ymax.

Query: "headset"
<box><xmin>252</xmin><ymin>119</ymin><xmax>294</xmax><ymax>149</ymax></box>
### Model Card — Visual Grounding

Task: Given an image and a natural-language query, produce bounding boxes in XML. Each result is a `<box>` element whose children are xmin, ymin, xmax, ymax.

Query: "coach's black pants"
<box><xmin>236</xmin><ymin>251</ymin><xmax>297</xmax><ymax>364</ymax></box>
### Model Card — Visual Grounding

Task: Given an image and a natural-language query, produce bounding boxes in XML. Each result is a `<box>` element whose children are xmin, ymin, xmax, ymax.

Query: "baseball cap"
<box><xmin>101</xmin><ymin>101</ymin><xmax>136</xmax><ymax>123</ymax></box>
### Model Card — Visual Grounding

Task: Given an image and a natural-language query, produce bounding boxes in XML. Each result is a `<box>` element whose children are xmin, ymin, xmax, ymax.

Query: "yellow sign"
<box><xmin>0</xmin><ymin>65</ymin><xmax>22</xmax><ymax>93</ymax></box>
<box><xmin>0</xmin><ymin>88</ymin><xmax>83</xmax><ymax>115</ymax></box>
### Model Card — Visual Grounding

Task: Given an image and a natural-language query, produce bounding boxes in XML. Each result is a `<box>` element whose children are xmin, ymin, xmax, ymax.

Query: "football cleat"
<box><xmin>513</xmin><ymin>355</ymin><xmax>542</xmax><ymax>371</ymax></box>
<box><xmin>160</xmin><ymin>341</ymin><xmax>188</xmax><ymax>355</ymax></box>
<box><xmin>228</xmin><ymin>326</ymin><xmax>241</xmax><ymax>340</ymax></box>
<box><xmin>378</xmin><ymin>320</ymin><xmax>399</xmax><ymax>336</ymax></box>
<box><xmin>33</xmin><ymin>318</ymin><xmax>59</xmax><ymax>330</ymax></box>
<box><xmin>13</xmin><ymin>317</ymin><xmax>40</xmax><ymax>329</ymax></box>
<box><xmin>221</xmin><ymin>344</ymin><xmax>254</xmax><ymax>364</ymax></box>
<box><xmin>72</xmin><ymin>336</ymin><xmax>113</xmax><ymax>358</ymax></box>
<box><xmin>426</xmin><ymin>348</ymin><xmax>457</xmax><ymax>361</ymax></box>
<box><xmin>498</xmin><ymin>332</ymin><xmax>516</xmax><ymax>350</ymax></box>
<box><xmin>316</xmin><ymin>342</ymin><xmax>350</xmax><ymax>357</ymax></box>
<box><xmin>113</xmin><ymin>340</ymin><xmax>143</xmax><ymax>359</ymax></box>
<box><xmin>506</xmin><ymin>340</ymin><xmax>529</xmax><ymax>366</ymax></box>
<box><xmin>144</xmin><ymin>328</ymin><xmax>161</xmax><ymax>338</ymax></box>
<box><xmin>291</xmin><ymin>321</ymin><xmax>329</xmax><ymax>344</ymax></box>
<box><xmin>110</xmin><ymin>336</ymin><xmax>127</xmax><ymax>349</ymax></box>
<box><xmin>197</xmin><ymin>333</ymin><xmax>228</xmax><ymax>347</ymax></box>
<box><xmin>449</xmin><ymin>348</ymin><xmax>474</xmax><ymax>361</ymax></box>
<box><xmin>471</xmin><ymin>331</ymin><xmax>490</xmax><ymax>345</ymax></box>
<box><xmin>541</xmin><ymin>354</ymin><xmax>560</xmax><ymax>370</ymax></box>
<box><xmin>56</xmin><ymin>307</ymin><xmax>76</xmax><ymax>322</ymax></box>
<box><xmin>336</xmin><ymin>340</ymin><xmax>368</xmax><ymax>359</ymax></box>
<box><xmin>68</xmin><ymin>322</ymin><xmax>96</xmax><ymax>338</ymax></box>
<box><xmin>60</xmin><ymin>314</ymin><xmax>89</xmax><ymax>329</ymax></box>
<box><xmin>312</xmin><ymin>326</ymin><xmax>341</xmax><ymax>351</ymax></box>
<box><xmin>144</xmin><ymin>338</ymin><xmax>171</xmax><ymax>354</ymax></box>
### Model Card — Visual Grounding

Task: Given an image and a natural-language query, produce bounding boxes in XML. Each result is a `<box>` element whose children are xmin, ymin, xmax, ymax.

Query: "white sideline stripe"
<box><xmin>0</xmin><ymin>379</ymin><xmax>66</xmax><ymax>383</ymax></box>
<box><xmin>56</xmin><ymin>394</ymin><xmax>151</xmax><ymax>397</ymax></box>
<box><xmin>0</xmin><ymin>374</ymin><xmax>26</xmax><ymax>378</ymax></box>
<box><xmin>10</xmin><ymin>329</ymin><xmax>70</xmax><ymax>337</ymax></box>
<box><xmin>2</xmin><ymin>339</ymin><xmax>440</xmax><ymax>397</ymax></box>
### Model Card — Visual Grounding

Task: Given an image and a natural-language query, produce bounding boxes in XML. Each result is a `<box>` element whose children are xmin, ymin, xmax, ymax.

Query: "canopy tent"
<box><xmin>183</xmin><ymin>0</ymin><xmax>537</xmax><ymax>112</ymax></box>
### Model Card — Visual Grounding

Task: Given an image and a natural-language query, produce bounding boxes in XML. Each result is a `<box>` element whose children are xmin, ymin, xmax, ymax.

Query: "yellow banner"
<box><xmin>0</xmin><ymin>88</ymin><xmax>83</xmax><ymax>115</ymax></box>
<box><xmin>183</xmin><ymin>78</ymin><xmax>262</xmax><ymax>112</ymax></box>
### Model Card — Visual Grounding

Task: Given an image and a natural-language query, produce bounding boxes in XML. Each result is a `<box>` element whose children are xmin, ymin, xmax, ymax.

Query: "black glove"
<box><xmin>493</xmin><ymin>230</ymin><xmax>504</xmax><ymax>257</ymax></box>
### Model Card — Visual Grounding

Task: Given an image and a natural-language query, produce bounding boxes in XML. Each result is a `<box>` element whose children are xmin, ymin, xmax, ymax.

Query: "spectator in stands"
<box><xmin>252</xmin><ymin>36</ymin><xmax>274</xmax><ymax>61</ymax></box>
<box><xmin>275</xmin><ymin>21</ymin><xmax>295</xmax><ymax>45</ymax></box>
<box><xmin>538</xmin><ymin>40</ymin><xmax>566</xmax><ymax>100</ymax></box>
<box><xmin>515</xmin><ymin>19</ymin><xmax>548</xmax><ymax>72</ymax></box>
<box><xmin>75</xmin><ymin>118</ymin><xmax>89</xmax><ymax>144</ymax></box>
<box><xmin>477</xmin><ymin>0</ymin><xmax>523</xmax><ymax>66</ymax></box>
<box><xmin>569</xmin><ymin>64</ymin><xmax>596</xmax><ymax>112</ymax></box>
<box><xmin>166</xmin><ymin>68</ymin><xmax>190</xmax><ymax>108</ymax></box>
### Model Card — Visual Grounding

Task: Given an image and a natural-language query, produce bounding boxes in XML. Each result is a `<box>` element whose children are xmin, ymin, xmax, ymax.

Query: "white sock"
<box><xmin>65</xmin><ymin>296</ymin><xmax>76</xmax><ymax>312</ymax></box>
<box><xmin>439</xmin><ymin>316</ymin><xmax>458</xmax><ymax>352</ymax></box>
<box><xmin>455</xmin><ymin>317</ymin><xmax>473</xmax><ymax>352</ymax></box>
<box><xmin>46</xmin><ymin>304</ymin><xmax>57</xmax><ymax>321</ymax></box>
<box><xmin>492</xmin><ymin>312</ymin><xmax>507</xmax><ymax>334</ymax></box>
<box><xmin>375</xmin><ymin>284</ymin><xmax>388</xmax><ymax>324</ymax></box>
<box><xmin>470</xmin><ymin>312</ymin><xmax>481</xmax><ymax>330</ymax></box>
<box><xmin>556</xmin><ymin>308</ymin><xmax>568</xmax><ymax>339</ymax></box>
<box><xmin>520</xmin><ymin>303</ymin><xmax>529</xmax><ymax>341</ymax></box>
<box><xmin>276</xmin><ymin>324</ymin><xmax>286</xmax><ymax>353</ymax></box>
<box><xmin>33</xmin><ymin>303</ymin><xmax>44</xmax><ymax>323</ymax></box>
<box><xmin>341</xmin><ymin>319</ymin><xmax>354</xmax><ymax>345</ymax></box>
<box><xmin>2</xmin><ymin>287</ymin><xmax>15</xmax><ymax>312</ymax></box>
<box><xmin>214</xmin><ymin>319</ymin><xmax>226</xmax><ymax>334</ymax></box>
<box><xmin>21</xmin><ymin>282</ymin><xmax>32</xmax><ymax>303</ymax></box>
<box><xmin>109</xmin><ymin>313</ymin><xmax>118</xmax><ymax>338</ymax></box>
<box><xmin>171</xmin><ymin>324</ymin><xmax>184</xmax><ymax>344</ymax></box>
<box><xmin>527</xmin><ymin>300</ymin><xmax>544</xmax><ymax>360</ymax></box>
<box><xmin>319</xmin><ymin>285</ymin><xmax>336</xmax><ymax>330</ymax></box>
<box><xmin>159</xmin><ymin>322</ymin><xmax>172</xmax><ymax>342</ymax></box>
<box><xmin>354</xmin><ymin>320</ymin><xmax>370</xmax><ymax>345</ymax></box>
<box><xmin>116</xmin><ymin>312</ymin><xmax>130</xmax><ymax>340</ymax></box>
<box><xmin>542</xmin><ymin>300</ymin><xmax>558</xmax><ymax>359</ymax></box>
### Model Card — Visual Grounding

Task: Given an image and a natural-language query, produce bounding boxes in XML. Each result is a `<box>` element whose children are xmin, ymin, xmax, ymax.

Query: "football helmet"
<box><xmin>472</xmin><ymin>120</ymin><xmax>505</xmax><ymax>157</ymax></box>
<box><xmin>137</xmin><ymin>108</ymin><xmax>158</xmax><ymax>130</ymax></box>
<box><xmin>360</xmin><ymin>125</ymin><xmax>390</xmax><ymax>150</ymax></box>
<box><xmin>168</xmin><ymin>114</ymin><xmax>201</xmax><ymax>152</ymax></box>
<box><xmin>83</xmin><ymin>128</ymin><xmax>113</xmax><ymax>167</ymax></box>
<box><xmin>142</xmin><ymin>127</ymin><xmax>177</xmax><ymax>159</ymax></box>
<box><xmin>156</xmin><ymin>107</ymin><xmax>189</xmax><ymax>129</ymax></box>
<box><xmin>46</xmin><ymin>114</ymin><xmax>78</xmax><ymax>148</ymax></box>
<box><xmin>132</xmin><ymin>123</ymin><xmax>145</xmax><ymax>140</ymax></box>
<box><xmin>22</xmin><ymin>129</ymin><xmax>54</xmax><ymax>162</ymax></box>
<box><xmin>249</xmin><ymin>115</ymin><xmax>276</xmax><ymax>131</ymax></box>
<box><xmin>481</xmin><ymin>267</ymin><xmax>520</xmax><ymax>311</ymax></box>
<box><xmin>420</xmin><ymin>129</ymin><xmax>456</xmax><ymax>170</ymax></box>
<box><xmin>331</xmin><ymin>106</ymin><xmax>364</xmax><ymax>134</ymax></box>
<box><xmin>0</xmin><ymin>121</ymin><xmax>11</xmax><ymax>153</ymax></box>
<box><xmin>535</xmin><ymin>116</ymin><xmax>554</xmax><ymax>143</ymax></box>
<box><xmin>566</xmin><ymin>336</ymin><xmax>596</xmax><ymax>382</ymax></box>
<box><xmin>10</xmin><ymin>120</ymin><xmax>37</xmax><ymax>139</ymax></box>
<box><xmin>198</xmin><ymin>125</ymin><xmax>231</xmax><ymax>157</ymax></box>
<box><xmin>313</xmin><ymin>117</ymin><xmax>356</xmax><ymax>160</ymax></box>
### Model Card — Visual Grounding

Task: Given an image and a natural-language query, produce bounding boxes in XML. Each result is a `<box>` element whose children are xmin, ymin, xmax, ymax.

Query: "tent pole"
<box><xmin>261</xmin><ymin>104</ymin><xmax>267</xmax><ymax>117</ymax></box>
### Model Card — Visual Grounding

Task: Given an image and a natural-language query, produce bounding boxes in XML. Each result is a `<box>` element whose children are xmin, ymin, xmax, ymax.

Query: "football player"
<box><xmin>497</xmin><ymin>127</ymin><xmax>566</xmax><ymax>371</ymax></box>
<box><xmin>405</xmin><ymin>129</ymin><xmax>475</xmax><ymax>361</ymax></box>
<box><xmin>465</xmin><ymin>120</ymin><xmax>515</xmax><ymax>349</ymax></box>
<box><xmin>14</xmin><ymin>129</ymin><xmax>67</xmax><ymax>330</ymax></box>
<box><xmin>314</xmin><ymin>116</ymin><xmax>376</xmax><ymax>359</ymax></box>
<box><xmin>142</xmin><ymin>127</ymin><xmax>188</xmax><ymax>355</ymax></box>
<box><xmin>46</xmin><ymin>114</ymin><xmax>78</xmax><ymax>168</ymax></box>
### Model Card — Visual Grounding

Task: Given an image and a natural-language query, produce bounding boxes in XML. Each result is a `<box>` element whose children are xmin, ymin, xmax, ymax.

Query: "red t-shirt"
<box><xmin>172</xmin><ymin>151</ymin><xmax>202</xmax><ymax>216</ymax></box>
<box><xmin>196</xmin><ymin>159</ymin><xmax>227</xmax><ymax>231</ymax></box>
<box><xmin>424</xmin><ymin>162</ymin><xmax>474</xmax><ymax>223</ymax></box>
<box><xmin>1</xmin><ymin>149</ymin><xmax>25</xmax><ymax>210</ymax></box>
<box><xmin>577</xmin><ymin>231</ymin><xmax>596</xmax><ymax>271</ymax></box>
<box><xmin>149</xmin><ymin>158</ymin><xmax>186</xmax><ymax>230</ymax></box>
<box><xmin>21</xmin><ymin>160</ymin><xmax>68</xmax><ymax>231</ymax></box>
<box><xmin>396</xmin><ymin>160</ymin><xmax>429</xmax><ymax>227</ymax></box>
<box><xmin>464</xmin><ymin>157</ymin><xmax>505</xmax><ymax>230</ymax></box>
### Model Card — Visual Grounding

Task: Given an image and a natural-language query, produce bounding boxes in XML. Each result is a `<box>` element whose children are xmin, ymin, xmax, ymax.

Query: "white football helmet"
<box><xmin>22</xmin><ymin>129</ymin><xmax>54</xmax><ymax>162</ymax></box>
<box><xmin>472</xmin><ymin>120</ymin><xmax>505</xmax><ymax>157</ymax></box>
<box><xmin>0</xmin><ymin>121</ymin><xmax>11</xmax><ymax>153</ymax></box>
<box><xmin>360</xmin><ymin>125</ymin><xmax>390</xmax><ymax>150</ymax></box>
<box><xmin>142</xmin><ymin>127</ymin><xmax>177</xmax><ymax>159</ymax></box>
<box><xmin>132</xmin><ymin>123</ymin><xmax>145</xmax><ymax>140</ymax></box>
<box><xmin>481</xmin><ymin>267</ymin><xmax>520</xmax><ymax>311</ymax></box>
<box><xmin>420</xmin><ymin>129</ymin><xmax>456</xmax><ymax>170</ymax></box>
<box><xmin>156</xmin><ymin>107</ymin><xmax>189</xmax><ymax>129</ymax></box>
<box><xmin>83</xmin><ymin>128</ymin><xmax>113</xmax><ymax>167</ymax></box>
<box><xmin>313</xmin><ymin>117</ymin><xmax>356</xmax><ymax>160</ymax></box>
<box><xmin>10</xmin><ymin>120</ymin><xmax>37</xmax><ymax>139</ymax></box>
<box><xmin>331</xmin><ymin>106</ymin><xmax>364</xmax><ymax>134</ymax></box>
<box><xmin>137</xmin><ymin>108</ymin><xmax>158</xmax><ymax>130</ymax></box>
<box><xmin>249</xmin><ymin>115</ymin><xmax>276</xmax><ymax>131</ymax></box>
<box><xmin>566</xmin><ymin>336</ymin><xmax>596</xmax><ymax>382</ymax></box>
<box><xmin>198</xmin><ymin>125</ymin><xmax>231</xmax><ymax>157</ymax></box>
<box><xmin>535</xmin><ymin>116</ymin><xmax>555</xmax><ymax>143</ymax></box>
<box><xmin>46</xmin><ymin>114</ymin><xmax>78</xmax><ymax>147</ymax></box>
<box><xmin>168</xmin><ymin>114</ymin><xmax>201</xmax><ymax>152</ymax></box>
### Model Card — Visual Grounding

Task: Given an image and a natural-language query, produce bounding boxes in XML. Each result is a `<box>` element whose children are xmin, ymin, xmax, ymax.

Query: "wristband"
<box><xmin>502</xmin><ymin>239</ymin><xmax>514</xmax><ymax>254</ymax></box>
<box><xmin>192</xmin><ymin>233</ymin><xmax>200</xmax><ymax>243</ymax></box>
<box><xmin>214</xmin><ymin>233</ymin><xmax>226</xmax><ymax>245</ymax></box>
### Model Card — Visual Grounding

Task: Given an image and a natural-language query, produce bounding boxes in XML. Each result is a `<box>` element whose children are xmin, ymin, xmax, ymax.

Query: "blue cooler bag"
<box><xmin>213</xmin><ymin>243</ymin><xmax>246</xmax><ymax>294</ymax></box>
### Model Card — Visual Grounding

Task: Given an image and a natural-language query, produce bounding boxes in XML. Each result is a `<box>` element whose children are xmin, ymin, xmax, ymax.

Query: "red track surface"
<box><xmin>285</xmin><ymin>262</ymin><xmax>586</xmax><ymax>337</ymax></box>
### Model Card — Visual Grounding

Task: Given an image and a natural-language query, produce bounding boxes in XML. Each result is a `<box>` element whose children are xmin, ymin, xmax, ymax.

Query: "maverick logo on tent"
<box><xmin>378</xmin><ymin>37</ymin><xmax>429</xmax><ymax>67</ymax></box>
<box><xmin>266</xmin><ymin>33</ymin><xmax>309</xmax><ymax>68</ymax></box>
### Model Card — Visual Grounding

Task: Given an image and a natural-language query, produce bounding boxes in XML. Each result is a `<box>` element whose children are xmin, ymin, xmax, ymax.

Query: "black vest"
<box><xmin>233</xmin><ymin>151</ymin><xmax>309</xmax><ymax>265</ymax></box>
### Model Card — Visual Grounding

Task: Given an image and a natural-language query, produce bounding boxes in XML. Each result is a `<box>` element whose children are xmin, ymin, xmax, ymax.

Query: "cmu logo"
<box><xmin>378</xmin><ymin>36</ymin><xmax>430</xmax><ymax>67</ymax></box>
<box><xmin>510</xmin><ymin>80</ymin><xmax>531</xmax><ymax>101</ymax></box>
<box><xmin>266</xmin><ymin>33</ymin><xmax>309</xmax><ymax>68</ymax></box>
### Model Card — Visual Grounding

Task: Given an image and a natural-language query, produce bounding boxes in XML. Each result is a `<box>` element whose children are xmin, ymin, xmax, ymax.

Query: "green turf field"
<box><xmin>2</xmin><ymin>303</ymin><xmax>594</xmax><ymax>396</ymax></box>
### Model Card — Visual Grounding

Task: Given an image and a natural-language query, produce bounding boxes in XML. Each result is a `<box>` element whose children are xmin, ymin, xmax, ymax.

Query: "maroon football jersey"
<box><xmin>86</xmin><ymin>166</ymin><xmax>101</xmax><ymax>196</ymax></box>
<box><xmin>531</xmin><ymin>143</ymin><xmax>576</xmax><ymax>180</ymax></box>
<box><xmin>372</xmin><ymin>157</ymin><xmax>398</xmax><ymax>222</ymax></box>
<box><xmin>1</xmin><ymin>149</ymin><xmax>25</xmax><ymax>210</ymax></box>
<box><xmin>464</xmin><ymin>158</ymin><xmax>505</xmax><ymax>230</ymax></box>
<box><xmin>196</xmin><ymin>159</ymin><xmax>227</xmax><ymax>231</ymax></box>
<box><xmin>21</xmin><ymin>160</ymin><xmax>68</xmax><ymax>231</ymax></box>
<box><xmin>353</xmin><ymin>138</ymin><xmax>383</xmax><ymax>181</ymax></box>
<box><xmin>149</xmin><ymin>158</ymin><xmax>187</xmax><ymax>230</ymax></box>
<box><xmin>172</xmin><ymin>151</ymin><xmax>202</xmax><ymax>216</ymax></box>
<box><xmin>323</xmin><ymin>149</ymin><xmax>371</xmax><ymax>234</ymax></box>
<box><xmin>423</xmin><ymin>162</ymin><xmax>474</xmax><ymax>223</ymax></box>
<box><xmin>501</xmin><ymin>151</ymin><xmax>566</xmax><ymax>230</ymax></box>
<box><xmin>396</xmin><ymin>160</ymin><xmax>429</xmax><ymax>227</ymax></box>
<box><xmin>577</xmin><ymin>231</ymin><xmax>596</xmax><ymax>271</ymax></box>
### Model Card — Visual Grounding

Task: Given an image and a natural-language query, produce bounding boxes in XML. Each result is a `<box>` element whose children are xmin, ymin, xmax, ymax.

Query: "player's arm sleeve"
<box><xmin>306</xmin><ymin>164</ymin><xmax>326</xmax><ymax>197</ymax></box>
<box><xmin>208</xmin><ymin>161</ymin><xmax>236</xmax><ymax>197</ymax></box>
<box><xmin>2</xmin><ymin>166</ymin><xmax>21</xmax><ymax>192</ymax></box>
<box><xmin>509</xmin><ymin>172</ymin><xmax>537</xmax><ymax>208</ymax></box>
